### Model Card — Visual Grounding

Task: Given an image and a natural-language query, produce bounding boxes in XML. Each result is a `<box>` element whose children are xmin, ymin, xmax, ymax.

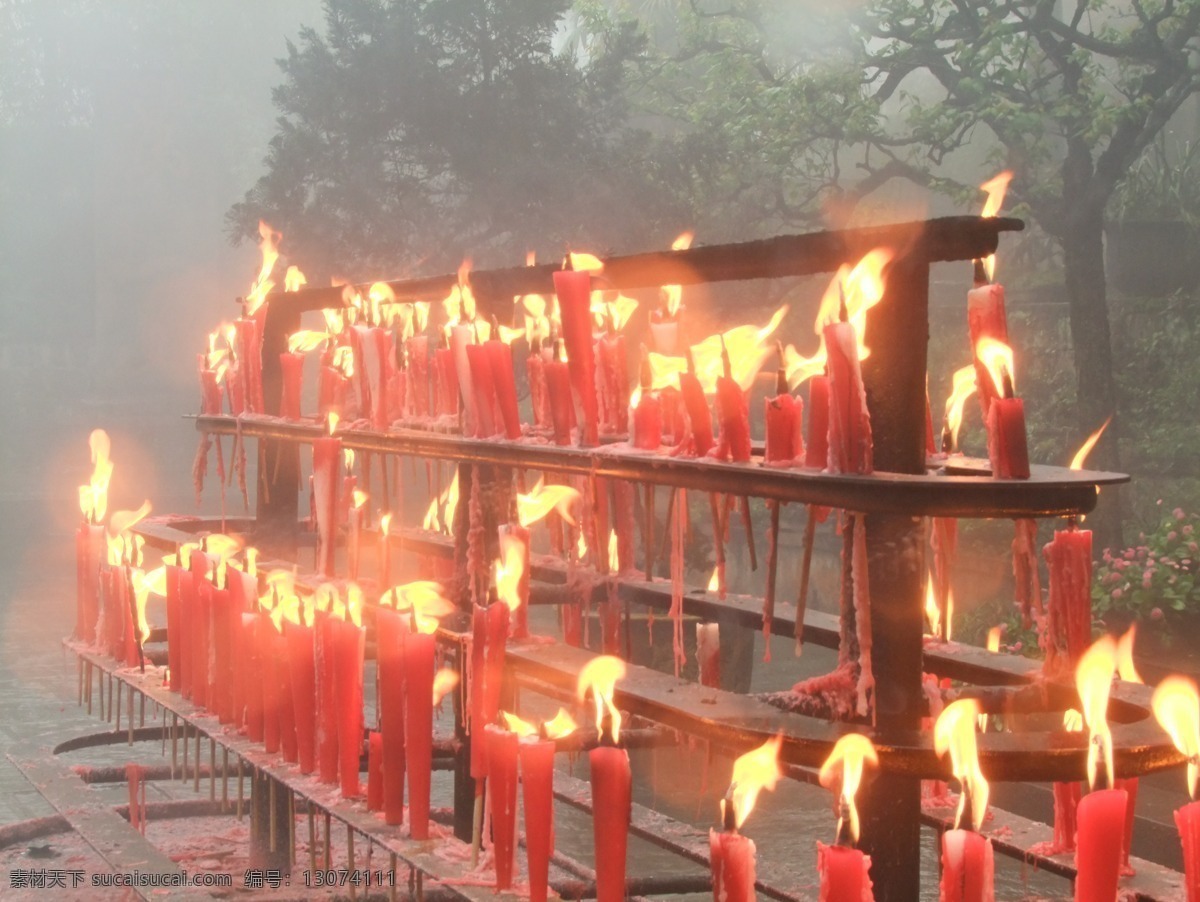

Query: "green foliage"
<box><xmin>1109</xmin><ymin>133</ymin><xmax>1200</xmax><ymax>225</ymax></box>
<box><xmin>1093</xmin><ymin>505</ymin><xmax>1200</xmax><ymax>630</ymax></box>
<box><xmin>229</xmin><ymin>0</ymin><xmax>688</xmax><ymax>277</ymax></box>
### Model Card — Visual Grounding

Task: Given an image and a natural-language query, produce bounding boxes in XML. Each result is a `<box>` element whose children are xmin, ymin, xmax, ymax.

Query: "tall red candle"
<box><xmin>967</xmin><ymin>278</ymin><xmax>1008</xmax><ymax>418</ymax></box>
<box><xmin>274</xmin><ymin>625</ymin><xmax>298</xmax><ymax>763</ymax></box>
<box><xmin>260</xmin><ymin>611</ymin><xmax>281</xmax><ymax>753</ymax></box>
<box><xmin>1052</xmin><ymin>781</ymin><xmax>1081</xmax><ymax>852</ymax></box>
<box><xmin>678</xmin><ymin>367</ymin><xmax>714</xmax><ymax>457</ymax></box>
<box><xmin>545</xmin><ymin>343</ymin><xmax>574</xmax><ymax>446</ymax></box>
<box><xmin>191</xmin><ymin>556</ymin><xmax>213</xmax><ymax>709</ymax></box>
<box><xmin>806</xmin><ymin>374</ymin><xmax>831</xmax><ymax>469</ymax></box>
<box><xmin>466</xmin><ymin>342</ymin><xmax>498</xmax><ymax>438</ymax></box>
<box><xmin>714</xmin><ymin>345</ymin><xmax>751</xmax><ymax>462</ymax></box>
<box><xmin>331</xmin><ymin>614</ymin><xmax>365</xmax><ymax>798</ymax></box>
<box><xmin>486</xmin><ymin>333</ymin><xmax>522</xmax><ymax>439</ymax></box>
<box><xmin>240</xmin><ymin>612</ymin><xmax>264</xmax><ymax>741</ymax></box>
<box><xmin>598</xmin><ymin>329</ymin><xmax>629</xmax><ymax>436</ymax></box>
<box><xmin>404</xmin><ymin>629</ymin><xmax>435</xmax><ymax>839</ymax></box>
<box><xmin>765</xmin><ymin>367</ymin><xmax>803</xmax><ymax>466</ymax></box>
<box><xmin>164</xmin><ymin>564</ymin><xmax>184</xmax><ymax>691</ymax></box>
<box><xmin>1176</xmin><ymin>800</ymin><xmax>1200</xmax><ymax>901</ymax></box>
<box><xmin>210</xmin><ymin>582</ymin><xmax>235</xmax><ymax>723</ymax></box>
<box><xmin>375</xmin><ymin>605</ymin><xmax>407</xmax><ymax>826</ymax></box>
<box><xmin>1043</xmin><ymin>525</ymin><xmax>1093</xmax><ymax>680</ymax></box>
<box><xmin>367</xmin><ymin>731</ymin><xmax>384</xmax><ymax>811</ymax></box>
<box><xmin>939</xmin><ymin>829</ymin><xmax>994</xmax><ymax>902</ymax></box>
<box><xmin>435</xmin><ymin>342</ymin><xmax>460</xmax><ymax>419</ymax></box>
<box><xmin>985</xmin><ymin>396</ymin><xmax>1030</xmax><ymax>479</ymax></box>
<box><xmin>520</xmin><ymin>737</ymin><xmax>557</xmax><ymax>902</ymax></box>
<box><xmin>485</xmin><ymin>725</ymin><xmax>520</xmax><ymax>890</ymax></box>
<box><xmin>1075</xmin><ymin>788</ymin><xmax>1128</xmax><ymax>901</ymax></box>
<box><xmin>528</xmin><ymin>341</ymin><xmax>549</xmax><ymax>429</ymax></box>
<box><xmin>178</xmin><ymin>565</ymin><xmax>197</xmax><ymax>699</ymax></box>
<box><xmin>589</xmin><ymin>744</ymin><xmax>631</xmax><ymax>902</ymax></box>
<box><xmin>406</xmin><ymin>334</ymin><xmax>430</xmax><ymax>418</ymax></box>
<box><xmin>312</xmin><ymin>428</ymin><xmax>341</xmax><ymax>577</ymax></box>
<box><xmin>286</xmin><ymin>618</ymin><xmax>317</xmax><ymax>774</ymax></box>
<box><xmin>315</xmin><ymin>610</ymin><xmax>340</xmax><ymax>784</ymax></box>
<box><xmin>823</xmin><ymin>322</ymin><xmax>872</xmax><ymax>475</ymax></box>
<box><xmin>553</xmin><ymin>268</ymin><xmax>599</xmax><ymax>446</ymax></box>
<box><xmin>235</xmin><ymin>316</ymin><xmax>264</xmax><ymax>414</ymax></box>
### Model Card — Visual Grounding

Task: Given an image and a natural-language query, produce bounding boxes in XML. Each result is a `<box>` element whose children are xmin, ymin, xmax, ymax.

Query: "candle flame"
<box><xmin>1076</xmin><ymin>635</ymin><xmax>1118</xmax><ymax>790</ymax></box>
<box><xmin>924</xmin><ymin>577</ymin><xmax>940</xmax><ymax>638</ymax></box>
<box><xmin>497</xmin><ymin>324</ymin><xmax>525</xmax><ymax>345</ymax></box>
<box><xmin>423</xmin><ymin>468</ymin><xmax>460</xmax><ymax>534</ymax></box>
<box><xmin>244</xmin><ymin>220</ymin><xmax>280</xmax><ymax>317</ymax></box>
<box><xmin>130</xmin><ymin>566</ymin><xmax>164</xmax><ymax>645</ymax></box>
<box><xmin>1069</xmin><ymin>417</ymin><xmax>1111</xmax><ymax>470</ymax></box>
<box><xmin>707</xmin><ymin>567</ymin><xmax>720</xmax><ymax>593</ymax></box>
<box><xmin>1116</xmin><ymin>625</ymin><xmax>1142</xmax><ymax>683</ymax></box>
<box><xmin>576</xmin><ymin>531</ymin><xmax>588</xmax><ymax>561</ymax></box>
<box><xmin>974</xmin><ymin>337</ymin><xmax>1015</xmax><ymax>398</ymax></box>
<box><xmin>443</xmin><ymin>260</ymin><xmax>476</xmax><ymax>325</ymax></box>
<box><xmin>433</xmin><ymin>668</ymin><xmax>460</xmax><ymax>705</ymax></box>
<box><xmin>284</xmin><ymin>265</ymin><xmax>307</xmax><ymax>293</ymax></box>
<box><xmin>322</xmin><ymin>306</ymin><xmax>346</xmax><ymax>336</ymax></box>
<box><xmin>332</xmin><ymin>345</ymin><xmax>355</xmax><ymax>379</ymax></box>
<box><xmin>591</xmin><ymin>293</ymin><xmax>639</xmax><ymax>332</ymax></box>
<box><xmin>352</xmin><ymin>489</ymin><xmax>368</xmax><ymax>511</ymax></box>
<box><xmin>81</xmin><ymin>429</ymin><xmax>114</xmax><ymax>522</ymax></box>
<box><xmin>651</xmin><ymin>306</ymin><xmax>789</xmax><ymax>395</ymax></box>
<box><xmin>516</xmin><ymin>479</ymin><xmax>580</xmax><ymax>527</ymax></box>
<box><xmin>288</xmin><ymin>330</ymin><xmax>330</xmax><ymax>355</ymax></box>
<box><xmin>814</xmin><ymin>249</ymin><xmax>894</xmax><ymax>361</ymax></box>
<box><xmin>380</xmin><ymin>512</ymin><xmax>392</xmax><ymax>536</ymax></box>
<box><xmin>944</xmin><ymin>366</ymin><xmax>977</xmax><ymax>451</ymax></box>
<box><xmin>380</xmin><ymin>580</ymin><xmax>452</xmax><ymax>634</ymax></box>
<box><xmin>494</xmin><ymin>539</ymin><xmax>526</xmax><ymax>614</ymax></box>
<box><xmin>327</xmin><ymin>412</ymin><xmax>339</xmax><ymax>436</ymax></box>
<box><xmin>986</xmin><ymin>626</ymin><xmax>1002</xmax><ymax>654</ymax></box>
<box><xmin>502</xmin><ymin>711</ymin><xmax>539</xmax><ymax>739</ymax></box>
<box><xmin>1152</xmin><ymin>676</ymin><xmax>1200</xmax><ymax>799</ymax></box>
<box><xmin>544</xmin><ymin>708</ymin><xmax>578</xmax><ymax>740</ymax></box>
<box><xmin>343</xmin><ymin>448</ymin><xmax>356</xmax><ymax>472</ymax></box>
<box><xmin>818</xmin><ymin>733</ymin><xmax>878</xmax><ymax>845</ymax></box>
<box><xmin>313</xmin><ymin>582</ymin><xmax>339</xmax><ymax>614</ymax></box>
<box><xmin>934</xmin><ymin>699</ymin><xmax>989</xmax><ymax>830</ymax></box>
<box><xmin>345</xmin><ymin>583</ymin><xmax>364</xmax><ymax>629</ymax></box>
<box><xmin>576</xmin><ymin>655</ymin><xmax>626</xmax><ymax>744</ymax></box>
<box><xmin>1063</xmin><ymin>708</ymin><xmax>1084</xmax><ymax>732</ymax></box>
<box><xmin>660</xmin><ymin>230</ymin><xmax>694</xmax><ymax>318</ymax></box>
<box><xmin>782</xmin><ymin>344</ymin><xmax>827</xmax><ymax>391</ymax></box>
<box><xmin>979</xmin><ymin>171</ymin><xmax>1013</xmax><ymax>219</ymax></box>
<box><xmin>726</xmin><ymin>735</ymin><xmax>783</xmax><ymax>829</ymax></box>
<box><xmin>568</xmin><ymin>251</ymin><xmax>604</xmax><ymax>273</ymax></box>
<box><xmin>607</xmin><ymin>529</ymin><xmax>620</xmax><ymax>573</ymax></box>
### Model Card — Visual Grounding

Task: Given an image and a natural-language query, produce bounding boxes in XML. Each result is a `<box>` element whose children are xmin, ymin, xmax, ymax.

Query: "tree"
<box><xmin>606</xmin><ymin>0</ymin><xmax>1200</xmax><ymax>546</ymax></box>
<box><xmin>228</xmin><ymin>0</ymin><xmax>689</xmax><ymax>278</ymax></box>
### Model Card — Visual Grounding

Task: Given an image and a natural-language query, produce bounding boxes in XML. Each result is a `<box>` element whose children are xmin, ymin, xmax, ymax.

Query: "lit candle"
<box><xmin>286</xmin><ymin>602</ymin><xmax>317</xmax><ymax>775</ymax></box>
<box><xmin>709</xmin><ymin>737</ymin><xmax>782</xmax><ymax>902</ymax></box>
<box><xmin>240</xmin><ymin>610</ymin><xmax>264</xmax><ymax>742</ymax></box>
<box><xmin>578</xmin><ymin>656</ymin><xmax>630</xmax><ymax>902</ymax></box>
<box><xmin>485</xmin><ymin>723</ymin><xmax>520</xmax><ymax>889</ymax></box>
<box><xmin>805</xmin><ymin>374</ymin><xmax>831</xmax><ymax>470</ymax></box>
<box><xmin>1074</xmin><ymin>636</ymin><xmax>1128</xmax><ymax>902</ymax></box>
<box><xmin>678</xmin><ymin>350</ymin><xmax>714</xmax><ymax>457</ymax></box>
<box><xmin>434</xmin><ymin>335</ymin><xmax>460</xmax><ymax>420</ymax></box>
<box><xmin>631</xmin><ymin>348</ymin><xmax>662</xmax><ymax>452</ymax></box>
<box><xmin>817</xmin><ymin>734</ymin><xmax>877</xmax><ymax>902</ymax></box>
<box><xmin>934</xmin><ymin>700</ymin><xmax>994</xmax><ymax>902</ymax></box>
<box><xmin>545</xmin><ymin>339</ymin><xmax>574</xmax><ymax>446</ymax></box>
<box><xmin>526</xmin><ymin>335</ymin><xmax>549</xmax><ymax>429</ymax></box>
<box><xmin>466</xmin><ymin>340</ymin><xmax>498</xmax><ymax>438</ymax></box>
<box><xmin>976</xmin><ymin>338</ymin><xmax>1030</xmax><ymax>479</ymax></box>
<box><xmin>375</xmin><ymin>596</ymin><xmax>408</xmax><ymax>826</ymax></box>
<box><xmin>332</xmin><ymin>587</ymin><xmax>366</xmax><ymax>798</ymax></box>
<box><xmin>498</xmin><ymin>523</ymin><xmax>531</xmax><ymax>639</ymax></box>
<box><xmin>823</xmin><ymin>318</ymin><xmax>872</xmax><ymax>475</ymax></box>
<box><xmin>1151</xmin><ymin>676</ymin><xmax>1200</xmax><ymax>902</ymax></box>
<box><xmin>189</xmin><ymin>551</ymin><xmax>212</xmax><ymax>709</ymax></box>
<box><xmin>553</xmin><ymin>262</ymin><xmax>600</xmax><ymax>446</ymax></box>
<box><xmin>511</xmin><ymin>710</ymin><xmax>577</xmax><ymax>902</ymax></box>
<box><xmin>312</xmin><ymin>414</ymin><xmax>342</xmax><ymax>577</ymax></box>
<box><xmin>764</xmin><ymin>355</ymin><xmax>803</xmax><ymax>467</ymax></box>
<box><xmin>1043</xmin><ymin>522</ymin><xmax>1093</xmax><ymax>680</ymax></box>
<box><xmin>486</xmin><ymin>320</ymin><xmax>523</xmax><ymax>439</ymax></box>
<box><xmin>714</xmin><ymin>339</ymin><xmax>751</xmax><ymax>462</ymax></box>
<box><xmin>597</xmin><ymin>308</ymin><xmax>630</xmax><ymax>437</ymax></box>
<box><xmin>315</xmin><ymin>600</ymin><xmax>340</xmax><ymax>785</ymax></box>
<box><xmin>697</xmin><ymin>623</ymin><xmax>720</xmax><ymax>689</ymax></box>
<box><xmin>367</xmin><ymin>731</ymin><xmax>384</xmax><ymax>811</ymax></box>
<box><xmin>968</xmin><ymin>170</ymin><xmax>1013</xmax><ymax>420</ymax></box>
<box><xmin>405</xmin><ymin>304</ymin><xmax>431</xmax><ymax>419</ymax></box>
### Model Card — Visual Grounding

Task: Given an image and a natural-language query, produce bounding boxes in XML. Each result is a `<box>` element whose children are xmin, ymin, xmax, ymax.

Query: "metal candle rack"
<box><xmin>70</xmin><ymin>215</ymin><xmax>1188</xmax><ymax>899</ymax></box>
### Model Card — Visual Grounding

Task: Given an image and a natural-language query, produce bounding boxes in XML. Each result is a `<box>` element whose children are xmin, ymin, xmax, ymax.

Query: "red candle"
<box><xmin>331</xmin><ymin>613</ymin><xmax>365</xmax><ymax>798</ymax></box>
<box><xmin>714</xmin><ymin>345</ymin><xmax>751</xmax><ymax>463</ymax></box>
<box><xmin>318</xmin><ymin>347</ymin><xmax>337</xmax><ymax>418</ymax></box>
<box><xmin>1043</xmin><ymin>525</ymin><xmax>1093</xmax><ymax>679</ymax></box>
<box><xmin>315</xmin><ymin>610</ymin><xmax>340</xmax><ymax>784</ymax></box>
<box><xmin>598</xmin><ymin>330</ymin><xmax>629</xmax><ymax>436</ymax></box>
<box><xmin>939</xmin><ymin>829</ymin><xmax>994</xmax><ymax>902</ymax></box>
<box><xmin>483</xmin><ymin>603</ymin><xmax>509</xmax><ymax>728</ymax></box>
<box><xmin>545</xmin><ymin>343</ymin><xmax>574</xmax><ymax>446</ymax></box>
<box><xmin>485</xmin><ymin>725</ymin><xmax>520</xmax><ymax>890</ymax></box>
<box><xmin>1052</xmin><ymin>781</ymin><xmax>1081</xmax><ymax>852</ymax></box>
<box><xmin>367</xmin><ymin>731</ymin><xmax>384</xmax><ymax>811</ymax></box>
<box><xmin>678</xmin><ymin>367</ymin><xmax>714</xmax><ymax>457</ymax></box>
<box><xmin>260</xmin><ymin>611</ymin><xmax>281</xmax><ymax>754</ymax></box>
<box><xmin>312</xmin><ymin>423</ymin><xmax>341</xmax><ymax>577</ymax></box>
<box><xmin>486</xmin><ymin>333</ymin><xmax>523</xmax><ymax>439</ymax></box>
<box><xmin>240</xmin><ymin>612</ymin><xmax>264</xmax><ymax>741</ymax></box>
<box><xmin>375</xmin><ymin>606</ymin><xmax>408</xmax><ymax>826</ymax></box>
<box><xmin>660</xmin><ymin>387</ymin><xmax>685</xmax><ymax>444</ymax></box>
<box><xmin>451</xmin><ymin>322</ymin><xmax>479</xmax><ymax>431</ymax></box>
<box><xmin>469</xmin><ymin>606</ymin><xmax>489</xmax><ymax>784</ymax></box>
<box><xmin>1115</xmin><ymin>776</ymin><xmax>1138</xmax><ymax>868</ymax></box>
<box><xmin>75</xmin><ymin>523</ymin><xmax>104</xmax><ymax>645</ymax></box>
<box><xmin>520</xmin><ymin>737</ymin><xmax>557</xmax><ymax>902</ymax></box>
<box><xmin>279</xmin><ymin>351</ymin><xmax>304</xmax><ymax>420</ymax></box>
<box><xmin>286</xmin><ymin>617</ymin><xmax>317</xmax><ymax>775</ymax></box>
<box><xmin>967</xmin><ymin>279</ymin><xmax>1008</xmax><ymax>418</ymax></box>
<box><xmin>527</xmin><ymin>341</ymin><xmax>549</xmax><ymax>429</ymax></box>
<box><xmin>823</xmin><ymin>322</ymin><xmax>872</xmax><ymax>475</ymax></box>
<box><xmin>406</xmin><ymin>334</ymin><xmax>430</xmax><ymax>418</ymax></box>
<box><xmin>190</xmin><ymin>555</ymin><xmax>212</xmax><ymax>709</ymax></box>
<box><xmin>1075</xmin><ymin>788</ymin><xmax>1128</xmax><ymax>901</ymax></box>
<box><xmin>589</xmin><ymin>744</ymin><xmax>631</xmax><ymax>902</ymax></box>
<box><xmin>164</xmin><ymin>565</ymin><xmax>183</xmax><ymax>691</ymax></box>
<box><xmin>805</xmin><ymin>374</ymin><xmax>831</xmax><ymax>469</ymax></box>
<box><xmin>985</xmin><ymin>396</ymin><xmax>1030</xmax><ymax>479</ymax></box>
<box><xmin>631</xmin><ymin>350</ymin><xmax>661</xmax><ymax>451</ymax></box>
<box><xmin>1176</xmin><ymin>800</ymin><xmax>1200</xmax><ymax>901</ymax></box>
<box><xmin>178</xmin><ymin>565</ymin><xmax>197</xmax><ymax>700</ymax></box>
<box><xmin>466</xmin><ymin>342</ymin><xmax>498</xmax><ymax>438</ymax></box>
<box><xmin>235</xmin><ymin>316</ymin><xmax>264</xmax><ymax>414</ymax></box>
<box><xmin>697</xmin><ymin>623</ymin><xmax>720</xmax><ymax>688</ymax></box>
<box><xmin>553</xmin><ymin>268</ymin><xmax>600</xmax><ymax>446</ymax></box>
<box><xmin>817</xmin><ymin>843</ymin><xmax>873</xmax><ymax>901</ymax></box>
<box><xmin>435</xmin><ymin>342</ymin><xmax>460</xmax><ymax>419</ymax></box>
<box><xmin>363</xmin><ymin>325</ymin><xmax>392</xmax><ymax>431</ymax></box>
<box><xmin>275</xmin><ymin>625</ymin><xmax>298</xmax><ymax>763</ymax></box>
<box><xmin>710</xmin><ymin>830</ymin><xmax>756</xmax><ymax>902</ymax></box>
<box><xmin>210</xmin><ymin>582</ymin><xmax>235</xmax><ymax>723</ymax></box>
<box><xmin>404</xmin><ymin>629</ymin><xmax>435</xmax><ymax>839</ymax></box>
<box><xmin>764</xmin><ymin>367</ymin><xmax>803</xmax><ymax>466</ymax></box>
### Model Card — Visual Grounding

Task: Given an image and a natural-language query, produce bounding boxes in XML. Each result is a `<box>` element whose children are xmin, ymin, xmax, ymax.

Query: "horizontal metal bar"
<box><xmin>193</xmin><ymin>415</ymin><xmax>1124</xmax><ymax>518</ymax></box>
<box><xmin>257</xmin><ymin>216</ymin><xmax>1023</xmax><ymax>314</ymax></box>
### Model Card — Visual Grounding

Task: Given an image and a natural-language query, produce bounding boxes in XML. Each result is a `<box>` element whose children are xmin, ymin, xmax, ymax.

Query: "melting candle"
<box><xmin>553</xmin><ymin>267</ymin><xmax>600</xmax><ymax>446</ymax></box>
<box><xmin>404</xmin><ymin>627</ymin><xmax>435</xmax><ymax>839</ymax></box>
<box><xmin>520</xmin><ymin>732</ymin><xmax>557</xmax><ymax>902</ymax></box>
<box><xmin>631</xmin><ymin>349</ymin><xmax>662</xmax><ymax>451</ymax></box>
<box><xmin>485</xmin><ymin>725</ymin><xmax>520</xmax><ymax>889</ymax></box>
<box><xmin>286</xmin><ymin>617</ymin><xmax>317</xmax><ymax>775</ymax></box>
<box><xmin>545</xmin><ymin>339</ymin><xmax>574</xmax><ymax>446</ymax></box>
<box><xmin>486</xmin><ymin>323</ymin><xmax>523</xmax><ymax>439</ymax></box>
<box><xmin>311</xmin><ymin>426</ymin><xmax>341</xmax><ymax>577</ymax></box>
<box><xmin>375</xmin><ymin>605</ymin><xmax>407</xmax><ymax>826</ymax></box>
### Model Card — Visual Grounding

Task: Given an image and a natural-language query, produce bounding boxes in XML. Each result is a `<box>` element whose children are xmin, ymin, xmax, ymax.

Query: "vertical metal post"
<box><xmin>452</xmin><ymin>646</ymin><xmax>475</xmax><ymax>842</ymax></box>
<box><xmin>858</xmin><ymin>256</ymin><xmax>930</xmax><ymax>901</ymax></box>
<box><xmin>249</xmin><ymin>770</ymin><xmax>292</xmax><ymax>872</ymax></box>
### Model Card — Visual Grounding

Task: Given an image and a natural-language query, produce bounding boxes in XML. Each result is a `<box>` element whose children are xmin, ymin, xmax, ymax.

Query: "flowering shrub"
<box><xmin>1093</xmin><ymin>505</ymin><xmax>1200</xmax><ymax>628</ymax></box>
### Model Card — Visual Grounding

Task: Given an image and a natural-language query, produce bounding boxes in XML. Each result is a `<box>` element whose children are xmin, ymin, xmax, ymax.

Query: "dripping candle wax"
<box><xmin>311</xmin><ymin>414</ymin><xmax>341</xmax><ymax>577</ymax></box>
<box><xmin>331</xmin><ymin>586</ymin><xmax>366</xmax><ymax>798</ymax></box>
<box><xmin>976</xmin><ymin>338</ymin><xmax>1030</xmax><ymax>479</ymax></box>
<box><xmin>486</xmin><ymin>717</ymin><xmax>521</xmax><ymax>890</ymax></box>
<box><xmin>1151</xmin><ymin>676</ymin><xmax>1200</xmax><ymax>902</ymax></box>
<box><xmin>709</xmin><ymin>736</ymin><xmax>783</xmax><ymax>902</ymax></box>
<box><xmin>817</xmin><ymin>734</ymin><xmax>877</xmax><ymax>901</ymax></box>
<box><xmin>1074</xmin><ymin>636</ymin><xmax>1128</xmax><ymax>902</ymax></box>
<box><xmin>375</xmin><ymin>588</ymin><xmax>409</xmax><ymax>826</ymax></box>
<box><xmin>578</xmin><ymin>656</ymin><xmax>631</xmax><ymax>902</ymax></box>
<box><xmin>553</xmin><ymin>254</ymin><xmax>600</xmax><ymax>446</ymax></box>
<box><xmin>934</xmin><ymin>700</ymin><xmax>995</xmax><ymax>902</ymax></box>
<box><xmin>516</xmin><ymin>710</ymin><xmax>577</xmax><ymax>902</ymax></box>
<box><xmin>545</xmin><ymin>339</ymin><xmax>574</xmax><ymax>446</ymax></box>
<box><xmin>968</xmin><ymin>172</ymin><xmax>1014</xmax><ymax>419</ymax></box>
<box><xmin>486</xmin><ymin>316</ymin><xmax>523</xmax><ymax>439</ymax></box>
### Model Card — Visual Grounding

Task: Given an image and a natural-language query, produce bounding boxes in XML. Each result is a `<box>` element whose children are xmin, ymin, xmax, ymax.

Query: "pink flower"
<box><xmin>1143</xmin><ymin>573</ymin><xmax>1153</xmax><ymax>588</ymax></box>
<box><xmin>1011</xmin><ymin>641</ymin><xmax>1023</xmax><ymax>652</ymax></box>
<box><xmin>1189</xmin><ymin>542</ymin><xmax>1199</xmax><ymax>554</ymax></box>
<box><xmin>1124</xmin><ymin>549</ymin><xmax>1135</xmax><ymax>560</ymax></box>
<box><xmin>1185</xmin><ymin>525</ymin><xmax>1194</xmax><ymax>536</ymax></box>
<box><xmin>1151</xmin><ymin>607</ymin><xmax>1164</xmax><ymax>621</ymax></box>
<box><xmin>1112</xmin><ymin>588</ymin><xmax>1124</xmax><ymax>599</ymax></box>
<box><xmin>1176</xmin><ymin>507</ymin><xmax>1187</xmax><ymax>521</ymax></box>
<box><xmin>1169</xmin><ymin>531</ymin><xmax>1178</xmax><ymax>542</ymax></box>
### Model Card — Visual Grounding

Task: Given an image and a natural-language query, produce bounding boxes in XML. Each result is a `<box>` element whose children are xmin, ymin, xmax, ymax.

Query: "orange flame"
<box><xmin>661</xmin><ymin>230</ymin><xmax>694</xmax><ymax>317</ymax></box>
<box><xmin>1063</xmin><ymin>708</ymin><xmax>1084</xmax><ymax>733</ymax></box>
<box><xmin>288</xmin><ymin>330</ymin><xmax>330</xmax><ymax>355</ymax></box>
<box><xmin>322</xmin><ymin>306</ymin><xmax>346</xmax><ymax>336</ymax></box>
<box><xmin>495</xmin><ymin>539</ymin><xmax>526</xmax><ymax>615</ymax></box>
<box><xmin>244</xmin><ymin>221</ymin><xmax>280</xmax><ymax>317</ymax></box>
<box><xmin>725</xmin><ymin>735</ymin><xmax>783</xmax><ymax>830</ymax></box>
<box><xmin>1069</xmin><ymin>417</ymin><xmax>1111</xmax><ymax>470</ymax></box>
<box><xmin>591</xmin><ymin>293</ymin><xmax>639</xmax><ymax>332</ymax></box>
<box><xmin>782</xmin><ymin>344</ymin><xmax>827</xmax><ymax>391</ymax></box>
<box><xmin>814</xmin><ymin>249</ymin><xmax>894</xmax><ymax>362</ymax></box>
<box><xmin>576</xmin><ymin>655</ymin><xmax>626</xmax><ymax>743</ymax></box>
<box><xmin>443</xmin><ymin>259</ymin><xmax>476</xmax><ymax>326</ymax></box>
<box><xmin>568</xmin><ymin>251</ymin><xmax>604</xmax><ymax>273</ymax></box>
<box><xmin>978</xmin><ymin>172</ymin><xmax>1013</xmax><ymax>281</ymax></box>
<box><xmin>944</xmin><ymin>366</ymin><xmax>977</xmax><ymax>451</ymax></box>
<box><xmin>423</xmin><ymin>467</ymin><xmax>460</xmax><ymax>534</ymax></box>
<box><xmin>607</xmin><ymin>529</ymin><xmax>619</xmax><ymax>573</ymax></box>
<box><xmin>924</xmin><ymin>577</ymin><xmax>940</xmax><ymax>638</ymax></box>
<box><xmin>433</xmin><ymin>668</ymin><xmax>461</xmax><ymax>705</ymax></box>
<box><xmin>818</xmin><ymin>734</ymin><xmax>878</xmax><ymax>844</ymax></box>
<box><xmin>986</xmin><ymin>626</ymin><xmax>1002</xmax><ymax>654</ymax></box>
<box><xmin>502</xmin><ymin>711</ymin><xmax>538</xmax><ymax>738</ymax></box>
<box><xmin>1116</xmin><ymin>625</ymin><xmax>1143</xmax><ymax>684</ymax></box>
<box><xmin>544</xmin><ymin>708</ymin><xmax>578</xmax><ymax>740</ymax></box>
<box><xmin>576</xmin><ymin>531</ymin><xmax>588</xmax><ymax>561</ymax></box>
<box><xmin>81</xmin><ymin>429</ymin><xmax>114</xmax><ymax>523</ymax></box>
<box><xmin>652</xmin><ymin>306</ymin><xmax>789</xmax><ymax>396</ymax></box>
<box><xmin>327</xmin><ymin>412</ymin><xmax>339</xmax><ymax>436</ymax></box>
<box><xmin>1152</xmin><ymin>676</ymin><xmax>1200</xmax><ymax>798</ymax></box>
<box><xmin>707</xmin><ymin>567</ymin><xmax>720</xmax><ymax>593</ymax></box>
<box><xmin>284</xmin><ymin>266</ymin><xmax>307</xmax><ymax>293</ymax></box>
<box><xmin>381</xmin><ymin>580</ymin><xmax>452</xmax><ymax>634</ymax></box>
<box><xmin>934</xmin><ymin>699</ymin><xmax>989</xmax><ymax>830</ymax></box>
<box><xmin>352</xmin><ymin>489</ymin><xmax>368</xmax><ymax>511</ymax></box>
<box><xmin>1076</xmin><ymin>635</ymin><xmax>1118</xmax><ymax>789</ymax></box>
<box><xmin>974</xmin><ymin>337</ymin><xmax>1015</xmax><ymax>398</ymax></box>
<box><xmin>517</xmin><ymin>479</ymin><xmax>580</xmax><ymax>527</ymax></box>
